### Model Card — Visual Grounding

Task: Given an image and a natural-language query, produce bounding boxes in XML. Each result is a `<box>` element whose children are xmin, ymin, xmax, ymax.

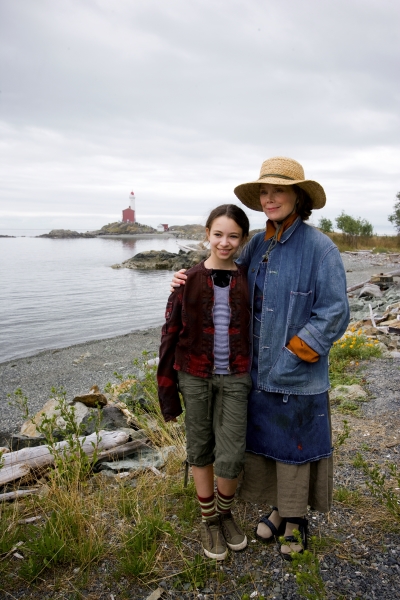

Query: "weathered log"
<box><xmin>1</xmin><ymin>430</ymin><xmax>129</xmax><ymax>485</ymax></box>
<box><xmin>94</xmin><ymin>439</ymin><xmax>150</xmax><ymax>464</ymax></box>
<box><xmin>346</xmin><ymin>278</ymin><xmax>371</xmax><ymax>293</ymax></box>
<box><xmin>0</xmin><ymin>464</ymin><xmax>31</xmax><ymax>486</ymax></box>
<box><xmin>0</xmin><ymin>489</ymin><xmax>40</xmax><ymax>502</ymax></box>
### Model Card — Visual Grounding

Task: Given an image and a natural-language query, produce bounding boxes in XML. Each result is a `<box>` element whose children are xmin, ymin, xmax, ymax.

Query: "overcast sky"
<box><xmin>1</xmin><ymin>0</ymin><xmax>399</xmax><ymax>234</ymax></box>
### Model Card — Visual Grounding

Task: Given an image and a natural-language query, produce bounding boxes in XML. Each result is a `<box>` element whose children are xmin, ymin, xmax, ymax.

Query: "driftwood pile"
<box><xmin>0</xmin><ymin>385</ymin><xmax>170</xmax><ymax>501</ymax></box>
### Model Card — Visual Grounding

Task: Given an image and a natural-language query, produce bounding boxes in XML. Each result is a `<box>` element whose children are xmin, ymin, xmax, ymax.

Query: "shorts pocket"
<box><xmin>269</xmin><ymin>346</ymin><xmax>311</xmax><ymax>387</ymax></box>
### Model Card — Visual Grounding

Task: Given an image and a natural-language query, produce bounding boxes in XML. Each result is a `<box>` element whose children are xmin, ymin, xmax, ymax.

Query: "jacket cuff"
<box><xmin>287</xmin><ymin>335</ymin><xmax>319</xmax><ymax>363</ymax></box>
<box><xmin>296</xmin><ymin>323</ymin><xmax>331</xmax><ymax>356</ymax></box>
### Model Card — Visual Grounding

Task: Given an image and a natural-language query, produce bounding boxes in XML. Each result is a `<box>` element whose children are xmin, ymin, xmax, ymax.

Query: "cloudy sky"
<box><xmin>1</xmin><ymin>0</ymin><xmax>399</xmax><ymax>234</ymax></box>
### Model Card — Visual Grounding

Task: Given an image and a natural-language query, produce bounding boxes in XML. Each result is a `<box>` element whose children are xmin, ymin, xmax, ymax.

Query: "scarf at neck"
<box><xmin>264</xmin><ymin>213</ymin><xmax>298</xmax><ymax>241</ymax></box>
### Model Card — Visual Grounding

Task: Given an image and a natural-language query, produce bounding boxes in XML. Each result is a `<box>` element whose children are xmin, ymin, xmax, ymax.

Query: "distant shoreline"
<box><xmin>99</xmin><ymin>232</ymin><xmax>178</xmax><ymax>239</ymax></box>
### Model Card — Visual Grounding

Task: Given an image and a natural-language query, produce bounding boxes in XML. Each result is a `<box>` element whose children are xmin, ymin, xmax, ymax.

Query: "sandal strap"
<box><xmin>285</xmin><ymin>517</ymin><xmax>307</xmax><ymax>527</ymax></box>
<box><xmin>282</xmin><ymin>535</ymin><xmax>298</xmax><ymax>544</ymax></box>
<box><xmin>259</xmin><ymin>515</ymin><xmax>280</xmax><ymax>537</ymax></box>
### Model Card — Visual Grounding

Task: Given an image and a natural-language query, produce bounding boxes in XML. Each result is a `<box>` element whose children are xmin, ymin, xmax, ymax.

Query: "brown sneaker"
<box><xmin>200</xmin><ymin>516</ymin><xmax>228</xmax><ymax>560</ymax></box>
<box><xmin>219</xmin><ymin>513</ymin><xmax>247</xmax><ymax>551</ymax></box>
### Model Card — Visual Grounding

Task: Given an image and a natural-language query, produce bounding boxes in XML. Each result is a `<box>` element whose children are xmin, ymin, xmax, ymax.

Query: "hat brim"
<box><xmin>234</xmin><ymin>178</ymin><xmax>326</xmax><ymax>212</ymax></box>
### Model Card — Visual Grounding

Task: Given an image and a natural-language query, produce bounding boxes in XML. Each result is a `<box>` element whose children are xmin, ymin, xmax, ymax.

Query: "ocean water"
<box><xmin>0</xmin><ymin>234</ymin><xmax>189</xmax><ymax>363</ymax></box>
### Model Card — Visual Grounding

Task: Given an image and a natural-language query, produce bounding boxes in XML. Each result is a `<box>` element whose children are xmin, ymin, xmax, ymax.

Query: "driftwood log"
<box><xmin>94</xmin><ymin>439</ymin><xmax>150</xmax><ymax>464</ymax></box>
<box><xmin>0</xmin><ymin>489</ymin><xmax>40</xmax><ymax>502</ymax></box>
<box><xmin>0</xmin><ymin>430</ymin><xmax>129</xmax><ymax>487</ymax></box>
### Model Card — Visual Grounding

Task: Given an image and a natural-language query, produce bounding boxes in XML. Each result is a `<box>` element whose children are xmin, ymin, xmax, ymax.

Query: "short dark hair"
<box><xmin>293</xmin><ymin>185</ymin><xmax>313</xmax><ymax>221</ymax></box>
<box><xmin>205</xmin><ymin>204</ymin><xmax>250</xmax><ymax>240</ymax></box>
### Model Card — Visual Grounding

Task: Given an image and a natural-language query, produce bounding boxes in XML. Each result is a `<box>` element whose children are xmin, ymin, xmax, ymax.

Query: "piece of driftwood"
<box><xmin>0</xmin><ymin>464</ymin><xmax>31</xmax><ymax>486</ymax></box>
<box><xmin>346</xmin><ymin>268</ymin><xmax>400</xmax><ymax>294</ymax></box>
<box><xmin>0</xmin><ymin>489</ymin><xmax>40</xmax><ymax>502</ymax></box>
<box><xmin>109</xmin><ymin>400</ymin><xmax>140</xmax><ymax>428</ymax></box>
<box><xmin>1</xmin><ymin>430</ymin><xmax>129</xmax><ymax>486</ymax></box>
<box><xmin>94</xmin><ymin>439</ymin><xmax>150</xmax><ymax>464</ymax></box>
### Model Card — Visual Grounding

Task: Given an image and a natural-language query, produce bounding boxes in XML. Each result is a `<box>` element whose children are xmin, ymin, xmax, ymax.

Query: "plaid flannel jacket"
<box><xmin>157</xmin><ymin>261</ymin><xmax>250</xmax><ymax>422</ymax></box>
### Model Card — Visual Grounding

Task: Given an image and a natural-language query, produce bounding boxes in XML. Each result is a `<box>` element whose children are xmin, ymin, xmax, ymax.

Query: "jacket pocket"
<box><xmin>287</xmin><ymin>290</ymin><xmax>313</xmax><ymax>328</ymax></box>
<box><xmin>269</xmin><ymin>347</ymin><xmax>311</xmax><ymax>387</ymax></box>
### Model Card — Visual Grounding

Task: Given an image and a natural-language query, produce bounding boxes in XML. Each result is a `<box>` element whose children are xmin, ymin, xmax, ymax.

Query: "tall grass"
<box><xmin>1</xmin><ymin>354</ymin><xmax>191</xmax><ymax>592</ymax></box>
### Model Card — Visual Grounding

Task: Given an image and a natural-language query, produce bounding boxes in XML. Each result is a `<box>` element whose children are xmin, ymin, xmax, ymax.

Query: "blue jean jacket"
<box><xmin>237</xmin><ymin>218</ymin><xmax>350</xmax><ymax>395</ymax></box>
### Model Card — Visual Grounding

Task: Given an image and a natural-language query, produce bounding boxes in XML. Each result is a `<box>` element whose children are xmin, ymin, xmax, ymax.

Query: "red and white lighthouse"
<box><xmin>122</xmin><ymin>191</ymin><xmax>136</xmax><ymax>223</ymax></box>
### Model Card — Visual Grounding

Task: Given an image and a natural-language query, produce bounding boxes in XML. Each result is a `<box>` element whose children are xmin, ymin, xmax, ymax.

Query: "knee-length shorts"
<box><xmin>177</xmin><ymin>371</ymin><xmax>251</xmax><ymax>480</ymax></box>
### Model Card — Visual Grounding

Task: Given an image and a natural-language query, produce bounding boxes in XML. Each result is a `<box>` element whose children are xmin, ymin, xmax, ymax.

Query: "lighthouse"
<box><xmin>122</xmin><ymin>191</ymin><xmax>136</xmax><ymax>223</ymax></box>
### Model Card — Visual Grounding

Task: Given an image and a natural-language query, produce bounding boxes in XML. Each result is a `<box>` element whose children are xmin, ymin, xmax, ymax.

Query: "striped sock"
<box><xmin>197</xmin><ymin>493</ymin><xmax>216</xmax><ymax>521</ymax></box>
<box><xmin>216</xmin><ymin>488</ymin><xmax>235</xmax><ymax>515</ymax></box>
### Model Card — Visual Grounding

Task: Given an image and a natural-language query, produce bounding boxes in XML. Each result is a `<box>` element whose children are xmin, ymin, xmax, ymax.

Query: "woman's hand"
<box><xmin>170</xmin><ymin>269</ymin><xmax>187</xmax><ymax>292</ymax></box>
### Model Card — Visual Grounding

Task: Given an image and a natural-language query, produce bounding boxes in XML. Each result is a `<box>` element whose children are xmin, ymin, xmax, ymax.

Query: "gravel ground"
<box><xmin>1</xmin><ymin>251</ymin><xmax>400</xmax><ymax>600</ymax></box>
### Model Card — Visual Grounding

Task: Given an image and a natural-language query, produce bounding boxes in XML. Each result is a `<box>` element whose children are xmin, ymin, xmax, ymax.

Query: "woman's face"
<box><xmin>259</xmin><ymin>183</ymin><xmax>297</xmax><ymax>224</ymax></box>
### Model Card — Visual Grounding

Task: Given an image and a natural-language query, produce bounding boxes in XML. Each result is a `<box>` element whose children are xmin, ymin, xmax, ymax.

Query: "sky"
<box><xmin>1</xmin><ymin>0</ymin><xmax>399</xmax><ymax>234</ymax></box>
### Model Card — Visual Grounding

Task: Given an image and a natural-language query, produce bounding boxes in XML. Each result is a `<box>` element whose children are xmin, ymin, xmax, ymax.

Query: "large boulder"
<box><xmin>37</xmin><ymin>229</ymin><xmax>96</xmax><ymax>238</ymax></box>
<box><xmin>81</xmin><ymin>405</ymin><xmax>134</xmax><ymax>435</ymax></box>
<box><xmin>20</xmin><ymin>399</ymin><xmax>93</xmax><ymax>437</ymax></box>
<box><xmin>112</xmin><ymin>249</ymin><xmax>205</xmax><ymax>271</ymax></box>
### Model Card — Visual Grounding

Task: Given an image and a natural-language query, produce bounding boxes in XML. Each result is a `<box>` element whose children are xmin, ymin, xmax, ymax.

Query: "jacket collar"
<box><xmin>265</xmin><ymin>215</ymin><xmax>302</xmax><ymax>244</ymax></box>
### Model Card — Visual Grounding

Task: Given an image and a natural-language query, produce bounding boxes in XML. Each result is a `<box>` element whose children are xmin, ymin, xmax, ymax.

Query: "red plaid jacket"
<box><xmin>157</xmin><ymin>261</ymin><xmax>250</xmax><ymax>422</ymax></box>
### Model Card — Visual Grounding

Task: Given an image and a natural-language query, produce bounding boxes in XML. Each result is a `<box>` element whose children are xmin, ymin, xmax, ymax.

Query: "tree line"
<box><xmin>318</xmin><ymin>191</ymin><xmax>400</xmax><ymax>237</ymax></box>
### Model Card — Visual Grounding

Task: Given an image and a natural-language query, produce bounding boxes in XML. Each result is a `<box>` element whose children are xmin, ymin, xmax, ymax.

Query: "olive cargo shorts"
<box><xmin>178</xmin><ymin>371</ymin><xmax>251</xmax><ymax>480</ymax></box>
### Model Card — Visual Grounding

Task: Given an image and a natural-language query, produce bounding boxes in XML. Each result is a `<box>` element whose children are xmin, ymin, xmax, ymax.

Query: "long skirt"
<box><xmin>238</xmin><ymin>388</ymin><xmax>333</xmax><ymax>516</ymax></box>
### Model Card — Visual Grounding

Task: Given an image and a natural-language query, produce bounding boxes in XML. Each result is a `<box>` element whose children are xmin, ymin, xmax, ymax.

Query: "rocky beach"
<box><xmin>1</xmin><ymin>249</ymin><xmax>400</xmax><ymax>599</ymax></box>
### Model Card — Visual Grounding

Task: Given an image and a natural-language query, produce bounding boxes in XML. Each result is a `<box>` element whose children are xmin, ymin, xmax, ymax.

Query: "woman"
<box><xmin>172</xmin><ymin>157</ymin><xmax>349</xmax><ymax>560</ymax></box>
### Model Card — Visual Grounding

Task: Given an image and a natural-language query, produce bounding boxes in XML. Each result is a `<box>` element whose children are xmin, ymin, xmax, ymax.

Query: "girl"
<box><xmin>157</xmin><ymin>204</ymin><xmax>252</xmax><ymax>560</ymax></box>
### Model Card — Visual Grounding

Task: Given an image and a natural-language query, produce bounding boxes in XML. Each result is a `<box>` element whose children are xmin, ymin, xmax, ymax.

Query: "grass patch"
<box><xmin>333</xmin><ymin>487</ymin><xmax>363</xmax><ymax>507</ymax></box>
<box><xmin>336</xmin><ymin>400</ymin><xmax>361</xmax><ymax>415</ymax></box>
<box><xmin>329</xmin><ymin>327</ymin><xmax>381</xmax><ymax>392</ymax></box>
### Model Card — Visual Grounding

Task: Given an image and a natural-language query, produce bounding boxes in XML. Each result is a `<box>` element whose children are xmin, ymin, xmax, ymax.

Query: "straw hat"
<box><xmin>233</xmin><ymin>156</ymin><xmax>326</xmax><ymax>212</ymax></box>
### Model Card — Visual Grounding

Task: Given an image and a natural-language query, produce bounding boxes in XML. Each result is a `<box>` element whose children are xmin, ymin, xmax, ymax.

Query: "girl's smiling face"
<box><xmin>205</xmin><ymin>216</ymin><xmax>243</xmax><ymax>269</ymax></box>
<box><xmin>259</xmin><ymin>183</ymin><xmax>297</xmax><ymax>224</ymax></box>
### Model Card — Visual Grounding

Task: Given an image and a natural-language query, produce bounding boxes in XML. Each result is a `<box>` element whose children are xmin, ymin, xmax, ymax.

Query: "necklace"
<box><xmin>262</xmin><ymin>223</ymin><xmax>282</xmax><ymax>262</ymax></box>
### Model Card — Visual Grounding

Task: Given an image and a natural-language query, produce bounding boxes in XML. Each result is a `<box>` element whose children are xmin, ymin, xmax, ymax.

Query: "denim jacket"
<box><xmin>237</xmin><ymin>217</ymin><xmax>350</xmax><ymax>395</ymax></box>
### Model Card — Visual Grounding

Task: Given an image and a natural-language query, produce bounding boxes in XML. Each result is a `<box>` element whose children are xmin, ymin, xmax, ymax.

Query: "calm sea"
<box><xmin>0</xmin><ymin>233</ymin><xmax>190</xmax><ymax>363</ymax></box>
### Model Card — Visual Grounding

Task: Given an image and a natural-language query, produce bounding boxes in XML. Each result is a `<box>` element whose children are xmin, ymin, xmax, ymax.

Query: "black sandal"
<box><xmin>255</xmin><ymin>507</ymin><xmax>285</xmax><ymax>544</ymax></box>
<box><xmin>279</xmin><ymin>517</ymin><xmax>308</xmax><ymax>561</ymax></box>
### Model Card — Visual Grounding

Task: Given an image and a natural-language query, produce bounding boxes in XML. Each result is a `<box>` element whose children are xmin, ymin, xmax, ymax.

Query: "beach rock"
<box><xmin>73</xmin><ymin>385</ymin><xmax>107</xmax><ymax>408</ymax></box>
<box><xmin>21</xmin><ymin>399</ymin><xmax>93</xmax><ymax>437</ymax></box>
<box><xmin>359</xmin><ymin>284</ymin><xmax>383</xmax><ymax>298</ymax></box>
<box><xmin>96</xmin><ymin>445</ymin><xmax>176</xmax><ymax>474</ymax></box>
<box><xmin>37</xmin><ymin>229</ymin><xmax>96</xmax><ymax>239</ymax></box>
<box><xmin>81</xmin><ymin>404</ymin><xmax>132</xmax><ymax>435</ymax></box>
<box><xmin>330</xmin><ymin>384</ymin><xmax>368</xmax><ymax>405</ymax></box>
<box><xmin>112</xmin><ymin>249</ymin><xmax>204</xmax><ymax>271</ymax></box>
<box><xmin>0</xmin><ymin>432</ymin><xmax>12</xmax><ymax>450</ymax></box>
<box><xmin>9</xmin><ymin>433</ymin><xmax>47</xmax><ymax>451</ymax></box>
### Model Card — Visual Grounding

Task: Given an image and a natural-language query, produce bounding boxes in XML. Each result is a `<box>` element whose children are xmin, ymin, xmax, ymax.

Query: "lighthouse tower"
<box><xmin>122</xmin><ymin>191</ymin><xmax>136</xmax><ymax>223</ymax></box>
